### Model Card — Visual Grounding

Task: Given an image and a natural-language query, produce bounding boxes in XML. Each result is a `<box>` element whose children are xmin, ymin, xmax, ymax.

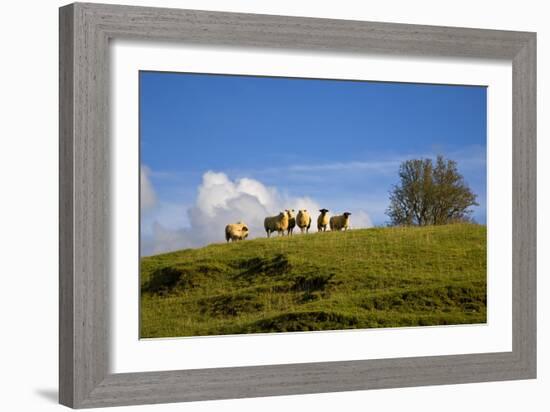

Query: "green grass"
<box><xmin>140</xmin><ymin>223</ymin><xmax>487</xmax><ymax>338</ymax></box>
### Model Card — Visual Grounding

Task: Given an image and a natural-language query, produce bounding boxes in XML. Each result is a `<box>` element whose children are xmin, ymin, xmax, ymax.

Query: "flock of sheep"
<box><xmin>224</xmin><ymin>209</ymin><xmax>352</xmax><ymax>242</ymax></box>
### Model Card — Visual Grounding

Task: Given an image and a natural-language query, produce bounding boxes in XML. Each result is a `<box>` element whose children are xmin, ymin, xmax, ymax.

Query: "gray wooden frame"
<box><xmin>59</xmin><ymin>2</ymin><xmax>536</xmax><ymax>408</ymax></box>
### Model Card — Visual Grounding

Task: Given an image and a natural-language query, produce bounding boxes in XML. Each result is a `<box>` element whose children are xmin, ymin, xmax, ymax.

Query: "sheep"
<box><xmin>296</xmin><ymin>209</ymin><xmax>312</xmax><ymax>234</ymax></box>
<box><xmin>264</xmin><ymin>212</ymin><xmax>289</xmax><ymax>237</ymax></box>
<box><xmin>329</xmin><ymin>212</ymin><xmax>352</xmax><ymax>231</ymax></box>
<box><xmin>225</xmin><ymin>222</ymin><xmax>249</xmax><ymax>242</ymax></box>
<box><xmin>286</xmin><ymin>209</ymin><xmax>296</xmax><ymax>236</ymax></box>
<box><xmin>317</xmin><ymin>209</ymin><xmax>330</xmax><ymax>232</ymax></box>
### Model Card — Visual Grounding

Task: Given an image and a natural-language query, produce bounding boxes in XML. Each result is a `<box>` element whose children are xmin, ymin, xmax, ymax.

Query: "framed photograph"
<box><xmin>59</xmin><ymin>2</ymin><xmax>536</xmax><ymax>408</ymax></box>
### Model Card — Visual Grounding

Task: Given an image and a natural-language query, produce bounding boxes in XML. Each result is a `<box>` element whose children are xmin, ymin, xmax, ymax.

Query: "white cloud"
<box><xmin>141</xmin><ymin>223</ymin><xmax>194</xmax><ymax>256</ymax></box>
<box><xmin>142</xmin><ymin>170</ymin><xmax>373</xmax><ymax>255</ymax></box>
<box><xmin>140</xmin><ymin>165</ymin><xmax>156</xmax><ymax>211</ymax></box>
<box><xmin>287</xmin><ymin>160</ymin><xmax>401</xmax><ymax>174</ymax></box>
<box><xmin>349</xmin><ymin>210</ymin><xmax>373</xmax><ymax>229</ymax></box>
<box><xmin>244</xmin><ymin>147</ymin><xmax>486</xmax><ymax>180</ymax></box>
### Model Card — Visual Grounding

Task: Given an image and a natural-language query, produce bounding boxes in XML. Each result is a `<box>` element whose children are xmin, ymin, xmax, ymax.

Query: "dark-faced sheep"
<box><xmin>264</xmin><ymin>212</ymin><xmax>289</xmax><ymax>237</ymax></box>
<box><xmin>225</xmin><ymin>222</ymin><xmax>249</xmax><ymax>242</ymax></box>
<box><xmin>317</xmin><ymin>209</ymin><xmax>330</xmax><ymax>232</ymax></box>
<box><xmin>286</xmin><ymin>209</ymin><xmax>296</xmax><ymax>236</ymax></box>
<box><xmin>329</xmin><ymin>212</ymin><xmax>352</xmax><ymax>231</ymax></box>
<box><xmin>296</xmin><ymin>210</ymin><xmax>312</xmax><ymax>234</ymax></box>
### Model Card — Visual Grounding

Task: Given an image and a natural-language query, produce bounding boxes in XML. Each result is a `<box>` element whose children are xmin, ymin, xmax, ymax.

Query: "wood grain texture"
<box><xmin>59</xmin><ymin>4</ymin><xmax>74</xmax><ymax>406</ymax></box>
<box><xmin>60</xmin><ymin>3</ymin><xmax>110</xmax><ymax>406</ymax></box>
<box><xmin>512</xmin><ymin>35</ymin><xmax>537</xmax><ymax>374</ymax></box>
<box><xmin>58</xmin><ymin>2</ymin><xmax>537</xmax><ymax>408</ymax></box>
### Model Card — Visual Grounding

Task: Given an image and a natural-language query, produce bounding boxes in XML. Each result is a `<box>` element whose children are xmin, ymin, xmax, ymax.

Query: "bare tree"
<box><xmin>386</xmin><ymin>155</ymin><xmax>478</xmax><ymax>226</ymax></box>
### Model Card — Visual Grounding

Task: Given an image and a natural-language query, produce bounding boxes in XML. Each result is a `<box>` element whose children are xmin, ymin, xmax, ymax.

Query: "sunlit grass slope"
<box><xmin>140</xmin><ymin>224</ymin><xmax>486</xmax><ymax>338</ymax></box>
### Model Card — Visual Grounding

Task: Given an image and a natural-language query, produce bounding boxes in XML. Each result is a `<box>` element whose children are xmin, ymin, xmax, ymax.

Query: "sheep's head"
<box><xmin>343</xmin><ymin>212</ymin><xmax>352</xmax><ymax>217</ymax></box>
<box><xmin>319</xmin><ymin>208</ymin><xmax>329</xmax><ymax>214</ymax></box>
<box><xmin>285</xmin><ymin>209</ymin><xmax>295</xmax><ymax>218</ymax></box>
<box><xmin>241</xmin><ymin>225</ymin><xmax>249</xmax><ymax>232</ymax></box>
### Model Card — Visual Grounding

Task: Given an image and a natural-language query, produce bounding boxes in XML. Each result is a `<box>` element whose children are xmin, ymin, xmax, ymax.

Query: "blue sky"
<box><xmin>140</xmin><ymin>71</ymin><xmax>486</xmax><ymax>254</ymax></box>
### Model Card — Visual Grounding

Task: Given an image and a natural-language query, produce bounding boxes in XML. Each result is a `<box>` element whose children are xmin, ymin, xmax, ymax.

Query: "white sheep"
<box><xmin>264</xmin><ymin>212</ymin><xmax>289</xmax><ymax>237</ymax></box>
<box><xmin>296</xmin><ymin>209</ymin><xmax>312</xmax><ymax>234</ymax></box>
<box><xmin>329</xmin><ymin>212</ymin><xmax>352</xmax><ymax>231</ymax></box>
<box><xmin>317</xmin><ymin>209</ymin><xmax>330</xmax><ymax>232</ymax></box>
<box><xmin>225</xmin><ymin>222</ymin><xmax>249</xmax><ymax>242</ymax></box>
<box><xmin>286</xmin><ymin>209</ymin><xmax>296</xmax><ymax>236</ymax></box>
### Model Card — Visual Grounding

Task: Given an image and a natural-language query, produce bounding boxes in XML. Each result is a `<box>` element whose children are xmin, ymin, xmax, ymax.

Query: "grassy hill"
<box><xmin>140</xmin><ymin>223</ymin><xmax>487</xmax><ymax>338</ymax></box>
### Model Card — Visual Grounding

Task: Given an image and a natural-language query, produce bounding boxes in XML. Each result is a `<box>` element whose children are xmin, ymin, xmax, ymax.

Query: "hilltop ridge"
<box><xmin>140</xmin><ymin>224</ymin><xmax>487</xmax><ymax>338</ymax></box>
